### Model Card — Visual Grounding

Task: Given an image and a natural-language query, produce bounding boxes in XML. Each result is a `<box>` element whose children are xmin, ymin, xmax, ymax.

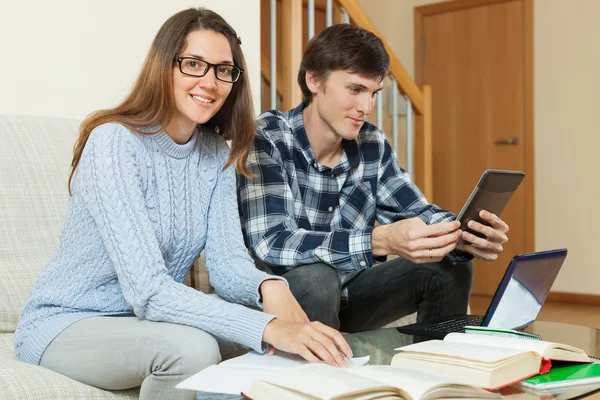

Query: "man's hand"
<box><xmin>457</xmin><ymin>210</ymin><xmax>509</xmax><ymax>261</ymax></box>
<box><xmin>372</xmin><ymin>217</ymin><xmax>461</xmax><ymax>263</ymax></box>
<box><xmin>262</xmin><ymin>319</ymin><xmax>353</xmax><ymax>367</ymax></box>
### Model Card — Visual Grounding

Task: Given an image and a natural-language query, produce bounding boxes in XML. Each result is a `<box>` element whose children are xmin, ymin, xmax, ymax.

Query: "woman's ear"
<box><xmin>305</xmin><ymin>71</ymin><xmax>322</xmax><ymax>95</ymax></box>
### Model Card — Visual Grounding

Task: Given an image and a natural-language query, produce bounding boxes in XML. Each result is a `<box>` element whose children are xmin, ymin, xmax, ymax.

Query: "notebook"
<box><xmin>521</xmin><ymin>362</ymin><xmax>600</xmax><ymax>390</ymax></box>
<box><xmin>396</xmin><ymin>249</ymin><xmax>568</xmax><ymax>339</ymax></box>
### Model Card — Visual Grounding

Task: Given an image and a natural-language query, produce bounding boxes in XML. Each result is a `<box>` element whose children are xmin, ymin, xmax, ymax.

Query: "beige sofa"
<box><xmin>0</xmin><ymin>115</ymin><xmax>415</xmax><ymax>399</ymax></box>
<box><xmin>0</xmin><ymin>115</ymin><xmax>198</xmax><ymax>399</ymax></box>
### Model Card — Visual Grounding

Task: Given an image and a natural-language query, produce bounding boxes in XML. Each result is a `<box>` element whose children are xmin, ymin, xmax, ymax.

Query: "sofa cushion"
<box><xmin>0</xmin><ymin>333</ymin><xmax>15</xmax><ymax>359</ymax></box>
<box><xmin>0</xmin><ymin>115</ymin><xmax>81</xmax><ymax>333</ymax></box>
<box><xmin>0</xmin><ymin>333</ymin><xmax>139</xmax><ymax>399</ymax></box>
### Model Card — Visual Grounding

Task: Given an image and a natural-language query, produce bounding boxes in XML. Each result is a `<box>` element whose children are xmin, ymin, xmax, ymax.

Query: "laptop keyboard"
<box><xmin>423</xmin><ymin>315</ymin><xmax>485</xmax><ymax>332</ymax></box>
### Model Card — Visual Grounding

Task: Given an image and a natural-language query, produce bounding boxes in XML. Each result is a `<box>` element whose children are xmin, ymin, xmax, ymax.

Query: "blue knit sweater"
<box><xmin>14</xmin><ymin>123</ymin><xmax>282</xmax><ymax>365</ymax></box>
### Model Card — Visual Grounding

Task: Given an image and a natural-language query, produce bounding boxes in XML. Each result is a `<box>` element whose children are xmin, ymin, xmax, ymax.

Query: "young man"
<box><xmin>237</xmin><ymin>24</ymin><xmax>509</xmax><ymax>332</ymax></box>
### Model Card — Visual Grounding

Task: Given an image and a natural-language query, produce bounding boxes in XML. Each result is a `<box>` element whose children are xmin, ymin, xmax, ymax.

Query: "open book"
<box><xmin>244</xmin><ymin>363</ymin><xmax>500</xmax><ymax>400</ymax></box>
<box><xmin>176</xmin><ymin>351</ymin><xmax>370</xmax><ymax>395</ymax></box>
<box><xmin>443</xmin><ymin>332</ymin><xmax>590</xmax><ymax>362</ymax></box>
<box><xmin>391</xmin><ymin>332</ymin><xmax>590</xmax><ymax>390</ymax></box>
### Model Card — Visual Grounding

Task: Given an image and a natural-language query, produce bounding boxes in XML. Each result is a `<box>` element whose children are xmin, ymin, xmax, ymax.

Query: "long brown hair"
<box><xmin>69</xmin><ymin>8</ymin><xmax>255</xmax><ymax>194</ymax></box>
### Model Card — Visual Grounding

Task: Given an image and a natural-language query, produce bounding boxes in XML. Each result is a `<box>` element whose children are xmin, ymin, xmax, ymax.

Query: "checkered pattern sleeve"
<box><xmin>375</xmin><ymin>134</ymin><xmax>454</xmax><ymax>224</ymax></box>
<box><xmin>237</xmin><ymin>130</ymin><xmax>374</xmax><ymax>272</ymax></box>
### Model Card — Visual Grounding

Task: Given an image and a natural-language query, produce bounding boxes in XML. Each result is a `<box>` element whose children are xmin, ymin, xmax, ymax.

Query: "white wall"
<box><xmin>534</xmin><ymin>0</ymin><xmax>600</xmax><ymax>294</ymax></box>
<box><xmin>357</xmin><ymin>0</ymin><xmax>440</xmax><ymax>170</ymax></box>
<box><xmin>360</xmin><ymin>0</ymin><xmax>600</xmax><ymax>295</ymax></box>
<box><xmin>0</xmin><ymin>0</ymin><xmax>261</xmax><ymax>120</ymax></box>
<box><xmin>357</xmin><ymin>0</ymin><xmax>440</xmax><ymax>79</ymax></box>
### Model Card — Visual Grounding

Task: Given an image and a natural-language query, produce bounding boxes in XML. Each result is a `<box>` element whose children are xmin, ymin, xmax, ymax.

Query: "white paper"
<box><xmin>176</xmin><ymin>351</ymin><xmax>370</xmax><ymax>394</ymax></box>
<box><xmin>219</xmin><ymin>351</ymin><xmax>308</xmax><ymax>369</ymax></box>
<box><xmin>176</xmin><ymin>364</ymin><xmax>278</xmax><ymax>395</ymax></box>
<box><xmin>346</xmin><ymin>355</ymin><xmax>370</xmax><ymax>367</ymax></box>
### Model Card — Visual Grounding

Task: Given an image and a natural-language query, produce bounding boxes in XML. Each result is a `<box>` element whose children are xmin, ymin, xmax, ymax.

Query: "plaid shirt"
<box><xmin>237</xmin><ymin>102</ymin><xmax>470</xmax><ymax>299</ymax></box>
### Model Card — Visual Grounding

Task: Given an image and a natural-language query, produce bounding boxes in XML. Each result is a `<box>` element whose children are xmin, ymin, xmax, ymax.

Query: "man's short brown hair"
<box><xmin>298</xmin><ymin>24</ymin><xmax>391</xmax><ymax>104</ymax></box>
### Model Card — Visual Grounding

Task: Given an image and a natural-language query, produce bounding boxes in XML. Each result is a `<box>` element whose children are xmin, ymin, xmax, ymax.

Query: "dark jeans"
<box><xmin>281</xmin><ymin>257</ymin><xmax>473</xmax><ymax>332</ymax></box>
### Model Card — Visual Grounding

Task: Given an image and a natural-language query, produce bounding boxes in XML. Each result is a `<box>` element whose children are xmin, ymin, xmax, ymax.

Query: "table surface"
<box><xmin>195</xmin><ymin>321</ymin><xmax>600</xmax><ymax>399</ymax></box>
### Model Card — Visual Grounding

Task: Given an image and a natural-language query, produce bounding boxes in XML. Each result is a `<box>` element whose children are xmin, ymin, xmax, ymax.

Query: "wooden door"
<box><xmin>415</xmin><ymin>0</ymin><xmax>534</xmax><ymax>295</ymax></box>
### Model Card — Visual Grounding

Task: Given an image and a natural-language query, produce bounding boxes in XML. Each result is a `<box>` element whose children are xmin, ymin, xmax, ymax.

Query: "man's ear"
<box><xmin>305</xmin><ymin>71</ymin><xmax>322</xmax><ymax>94</ymax></box>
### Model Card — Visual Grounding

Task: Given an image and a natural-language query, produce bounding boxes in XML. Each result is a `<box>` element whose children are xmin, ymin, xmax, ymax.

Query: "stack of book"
<box><xmin>390</xmin><ymin>332</ymin><xmax>590</xmax><ymax>390</ymax></box>
<box><xmin>180</xmin><ymin>332</ymin><xmax>598</xmax><ymax>399</ymax></box>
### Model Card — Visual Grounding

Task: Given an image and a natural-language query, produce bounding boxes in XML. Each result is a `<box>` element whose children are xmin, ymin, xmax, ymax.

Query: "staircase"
<box><xmin>259</xmin><ymin>0</ymin><xmax>433</xmax><ymax>199</ymax></box>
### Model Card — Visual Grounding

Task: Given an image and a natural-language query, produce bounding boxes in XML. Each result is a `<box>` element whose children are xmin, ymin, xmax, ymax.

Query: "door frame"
<box><xmin>414</xmin><ymin>0</ymin><xmax>535</xmax><ymax>254</ymax></box>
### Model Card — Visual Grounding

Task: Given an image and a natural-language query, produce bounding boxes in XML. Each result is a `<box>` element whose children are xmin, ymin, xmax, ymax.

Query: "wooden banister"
<box><xmin>260</xmin><ymin>0</ymin><xmax>433</xmax><ymax>200</ymax></box>
<box><xmin>416</xmin><ymin>85</ymin><xmax>433</xmax><ymax>199</ymax></box>
<box><xmin>281</xmin><ymin>0</ymin><xmax>303</xmax><ymax>110</ymax></box>
<box><xmin>260</xmin><ymin>53</ymin><xmax>284</xmax><ymax>98</ymax></box>
<box><xmin>337</xmin><ymin>0</ymin><xmax>432</xmax><ymax>199</ymax></box>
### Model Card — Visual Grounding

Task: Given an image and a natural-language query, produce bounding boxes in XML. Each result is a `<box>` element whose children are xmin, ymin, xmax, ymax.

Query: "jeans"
<box><xmin>39</xmin><ymin>316</ymin><xmax>224</xmax><ymax>400</ymax></box>
<box><xmin>282</xmin><ymin>257</ymin><xmax>473</xmax><ymax>332</ymax></box>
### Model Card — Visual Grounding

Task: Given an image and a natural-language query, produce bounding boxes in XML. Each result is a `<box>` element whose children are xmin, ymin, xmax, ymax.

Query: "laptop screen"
<box><xmin>481</xmin><ymin>249</ymin><xmax>567</xmax><ymax>330</ymax></box>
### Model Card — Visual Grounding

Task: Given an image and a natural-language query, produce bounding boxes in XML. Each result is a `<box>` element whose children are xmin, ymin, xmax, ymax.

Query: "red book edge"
<box><xmin>483</xmin><ymin>358</ymin><xmax>552</xmax><ymax>390</ymax></box>
<box><xmin>539</xmin><ymin>357</ymin><xmax>552</xmax><ymax>375</ymax></box>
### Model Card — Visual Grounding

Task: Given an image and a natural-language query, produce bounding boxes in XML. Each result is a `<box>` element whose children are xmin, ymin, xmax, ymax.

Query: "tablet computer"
<box><xmin>457</xmin><ymin>169</ymin><xmax>525</xmax><ymax>239</ymax></box>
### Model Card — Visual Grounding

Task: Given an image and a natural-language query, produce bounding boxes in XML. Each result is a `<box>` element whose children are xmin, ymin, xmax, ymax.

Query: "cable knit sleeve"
<box><xmin>204</xmin><ymin>136</ymin><xmax>288</xmax><ymax>307</ymax></box>
<box><xmin>74</xmin><ymin>123</ymin><xmax>274</xmax><ymax>352</ymax></box>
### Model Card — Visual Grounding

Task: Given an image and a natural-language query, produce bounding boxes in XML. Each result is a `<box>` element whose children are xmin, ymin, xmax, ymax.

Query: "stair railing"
<box><xmin>262</xmin><ymin>0</ymin><xmax>433</xmax><ymax>199</ymax></box>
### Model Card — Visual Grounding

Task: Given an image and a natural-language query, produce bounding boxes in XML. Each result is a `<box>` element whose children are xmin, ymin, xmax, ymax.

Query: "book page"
<box><xmin>443</xmin><ymin>332</ymin><xmax>585</xmax><ymax>358</ymax></box>
<box><xmin>220</xmin><ymin>351</ymin><xmax>370</xmax><ymax>369</ymax></box>
<box><xmin>176</xmin><ymin>364</ymin><xmax>278</xmax><ymax>394</ymax></box>
<box><xmin>259</xmin><ymin>364</ymin><xmax>397</xmax><ymax>399</ymax></box>
<box><xmin>177</xmin><ymin>352</ymin><xmax>371</xmax><ymax>394</ymax></box>
<box><xmin>394</xmin><ymin>340</ymin><xmax>533</xmax><ymax>367</ymax></box>
<box><xmin>219</xmin><ymin>351</ymin><xmax>307</xmax><ymax>370</ymax></box>
<box><xmin>348</xmin><ymin>365</ymin><xmax>498</xmax><ymax>400</ymax></box>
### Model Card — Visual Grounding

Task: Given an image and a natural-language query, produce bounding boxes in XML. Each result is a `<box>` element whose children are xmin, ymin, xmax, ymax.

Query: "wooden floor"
<box><xmin>470</xmin><ymin>295</ymin><xmax>600</xmax><ymax>330</ymax></box>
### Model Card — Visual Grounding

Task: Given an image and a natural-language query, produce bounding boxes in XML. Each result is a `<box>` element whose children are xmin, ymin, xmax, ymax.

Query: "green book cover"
<box><xmin>522</xmin><ymin>363</ymin><xmax>600</xmax><ymax>389</ymax></box>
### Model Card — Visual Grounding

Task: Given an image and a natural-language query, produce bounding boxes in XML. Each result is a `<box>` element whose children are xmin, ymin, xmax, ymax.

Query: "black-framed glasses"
<box><xmin>175</xmin><ymin>57</ymin><xmax>243</xmax><ymax>83</ymax></box>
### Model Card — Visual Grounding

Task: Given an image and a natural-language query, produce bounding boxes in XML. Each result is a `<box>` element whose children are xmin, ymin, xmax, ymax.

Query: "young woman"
<box><xmin>14</xmin><ymin>8</ymin><xmax>351</xmax><ymax>400</ymax></box>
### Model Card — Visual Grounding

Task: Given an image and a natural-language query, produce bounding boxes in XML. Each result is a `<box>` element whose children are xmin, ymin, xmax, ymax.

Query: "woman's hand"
<box><xmin>262</xmin><ymin>319</ymin><xmax>353</xmax><ymax>367</ymax></box>
<box><xmin>261</xmin><ymin>279</ymin><xmax>309</xmax><ymax>323</ymax></box>
<box><xmin>260</xmin><ymin>279</ymin><xmax>310</xmax><ymax>355</ymax></box>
